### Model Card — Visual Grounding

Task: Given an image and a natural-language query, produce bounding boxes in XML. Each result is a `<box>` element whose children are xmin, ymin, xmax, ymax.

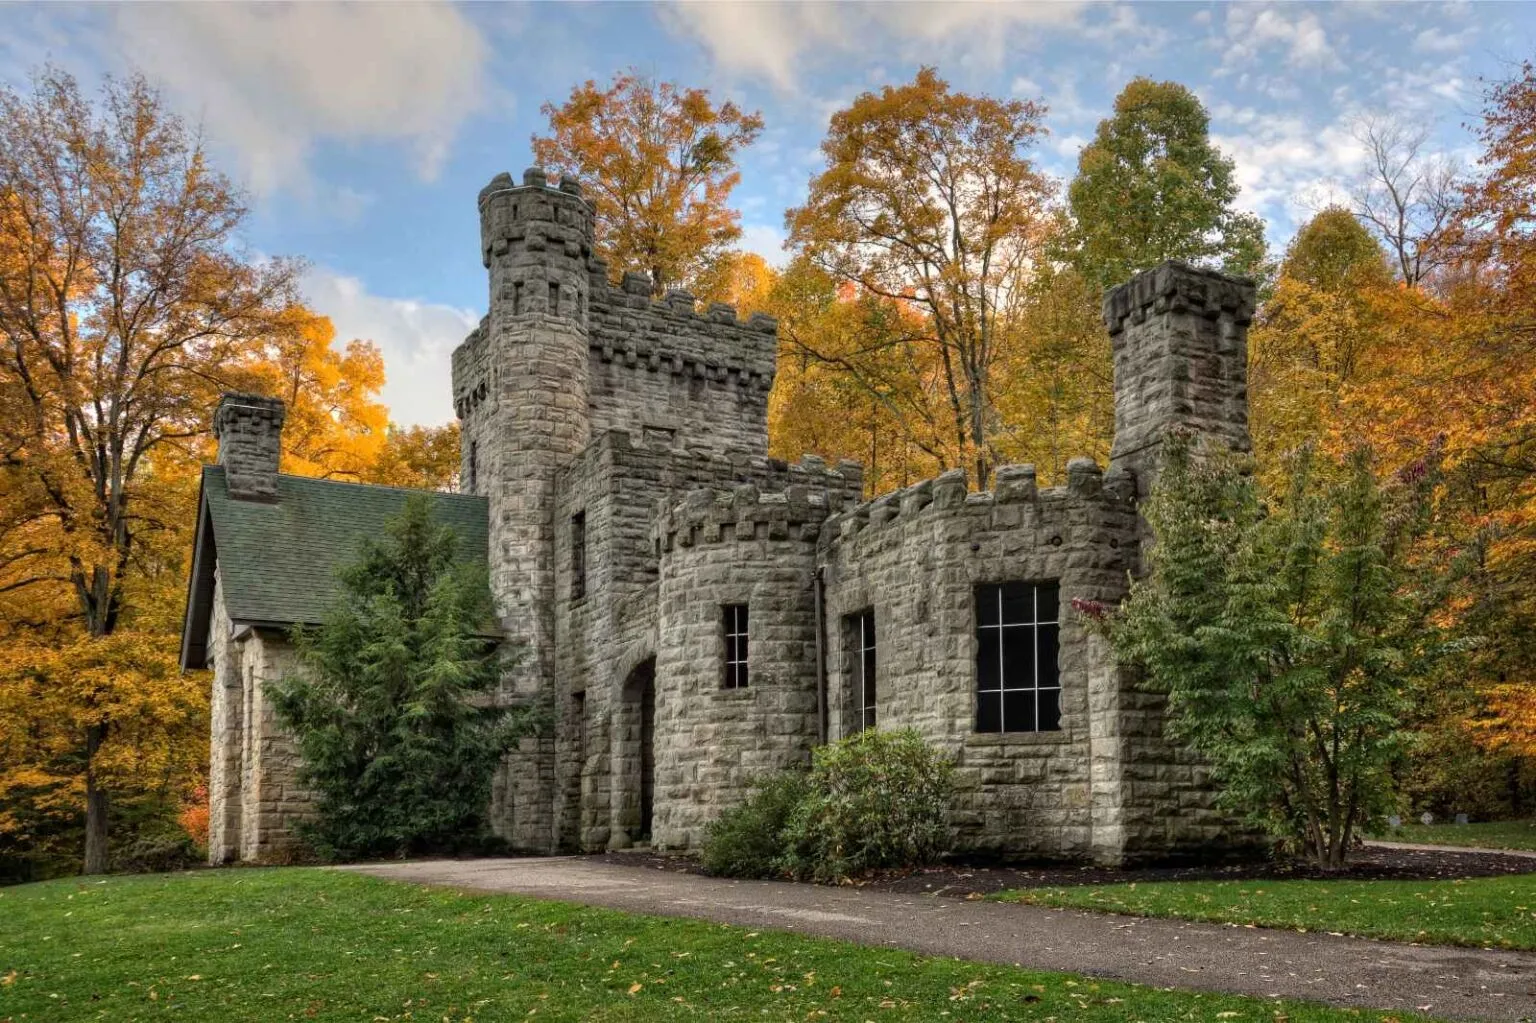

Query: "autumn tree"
<box><xmin>250</xmin><ymin>308</ymin><xmax>389</xmax><ymax>481</ymax></box>
<box><xmin>990</xmin><ymin>261</ymin><xmax>1113</xmax><ymax>481</ymax></box>
<box><xmin>693</xmin><ymin>250</ymin><xmax>777</xmax><ymax>316</ymax></box>
<box><xmin>366</xmin><ymin>423</ymin><xmax>462</xmax><ymax>491</ymax></box>
<box><xmin>787</xmin><ymin>67</ymin><xmax>1053</xmax><ymax>489</ymax></box>
<box><xmin>1415</xmin><ymin>62</ymin><xmax>1536</xmax><ymax>760</ymax></box>
<box><xmin>532</xmin><ymin>71</ymin><xmax>763</xmax><ymax>296</ymax></box>
<box><xmin>766</xmin><ymin>258</ymin><xmax>943</xmax><ymax>494</ymax></box>
<box><xmin>1247</xmin><ymin>207</ymin><xmax>1394</xmax><ymax>483</ymax></box>
<box><xmin>1066</xmin><ymin>78</ymin><xmax>1270</xmax><ymax>291</ymax></box>
<box><xmin>0</xmin><ymin>68</ymin><xmax>301</xmax><ymax>873</ymax></box>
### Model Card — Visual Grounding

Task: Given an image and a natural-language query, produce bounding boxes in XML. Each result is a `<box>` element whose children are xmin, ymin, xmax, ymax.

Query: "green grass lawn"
<box><xmin>1377</xmin><ymin>819</ymin><xmax>1536</xmax><ymax>851</ymax></box>
<box><xmin>996</xmin><ymin>873</ymin><xmax>1536</xmax><ymax>950</ymax></box>
<box><xmin>0</xmin><ymin>868</ymin><xmax>1429</xmax><ymax>1023</ymax></box>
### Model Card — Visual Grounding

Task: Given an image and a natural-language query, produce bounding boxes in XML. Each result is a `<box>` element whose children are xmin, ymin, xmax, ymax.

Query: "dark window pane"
<box><xmin>1001</xmin><ymin>626</ymin><xmax>1033</xmax><ymax>688</ymax></box>
<box><xmin>1037</xmin><ymin>624</ymin><xmax>1060</xmax><ymax>689</ymax></box>
<box><xmin>1001</xmin><ymin>582</ymin><xmax>1034</xmax><ymax>624</ymax></box>
<box><xmin>975</xmin><ymin>585</ymin><xmax>1000</xmax><ymax>627</ymax></box>
<box><xmin>1038</xmin><ymin>687</ymin><xmax>1062</xmax><ymax>731</ymax></box>
<box><xmin>1036</xmin><ymin>581</ymin><xmax>1060</xmax><ymax>623</ymax></box>
<box><xmin>1003</xmin><ymin>689</ymin><xmax>1035</xmax><ymax>733</ymax></box>
<box><xmin>976</xmin><ymin>631</ymin><xmax>1001</xmax><ymax>691</ymax></box>
<box><xmin>976</xmin><ymin>691</ymin><xmax>1001</xmax><ymax>732</ymax></box>
<box><xmin>863</xmin><ymin>706</ymin><xmax>876</xmax><ymax>730</ymax></box>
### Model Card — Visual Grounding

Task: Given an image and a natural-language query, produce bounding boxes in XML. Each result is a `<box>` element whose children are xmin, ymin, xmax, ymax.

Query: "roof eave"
<box><xmin>178</xmin><ymin>473</ymin><xmax>217</xmax><ymax>671</ymax></box>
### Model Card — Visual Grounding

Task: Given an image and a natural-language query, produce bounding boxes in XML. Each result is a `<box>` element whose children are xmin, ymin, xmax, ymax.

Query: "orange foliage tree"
<box><xmin>532</xmin><ymin>70</ymin><xmax>763</xmax><ymax>297</ymax></box>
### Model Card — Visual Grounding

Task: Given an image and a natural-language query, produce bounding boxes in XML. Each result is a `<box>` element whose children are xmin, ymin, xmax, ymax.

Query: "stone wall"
<box><xmin>819</xmin><ymin>460</ymin><xmax>1141</xmax><ymax>861</ymax></box>
<box><xmin>587</xmin><ymin>273</ymin><xmax>777</xmax><ymax>456</ymax></box>
<box><xmin>206</xmin><ymin>582</ymin><xmax>313</xmax><ymax>864</ymax></box>
<box><xmin>650</xmin><ymin>485</ymin><xmax>831</xmax><ymax>849</ymax></box>
<box><xmin>551</xmin><ymin>430</ymin><xmax>862</xmax><ymax>852</ymax></box>
<box><xmin>206</xmin><ymin>573</ymin><xmax>242</xmax><ymax>863</ymax></box>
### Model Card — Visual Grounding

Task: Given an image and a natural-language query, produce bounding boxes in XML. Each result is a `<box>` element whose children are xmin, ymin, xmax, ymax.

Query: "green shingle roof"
<box><xmin>180</xmin><ymin>466</ymin><xmax>490</xmax><ymax>669</ymax></box>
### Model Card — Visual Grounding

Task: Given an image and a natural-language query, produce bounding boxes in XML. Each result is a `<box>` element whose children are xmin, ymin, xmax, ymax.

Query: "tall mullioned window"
<box><xmin>974</xmin><ymin>582</ymin><xmax>1061</xmax><ymax>733</ymax></box>
<box><xmin>571</xmin><ymin>511</ymin><xmax>586</xmax><ymax>600</ymax></box>
<box><xmin>723</xmin><ymin>604</ymin><xmax>749</xmax><ymax>690</ymax></box>
<box><xmin>847</xmin><ymin>610</ymin><xmax>876</xmax><ymax>732</ymax></box>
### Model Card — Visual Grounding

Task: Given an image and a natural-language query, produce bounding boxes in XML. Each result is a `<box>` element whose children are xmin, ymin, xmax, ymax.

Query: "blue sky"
<box><xmin>1</xmin><ymin>1</ymin><xmax>1528</xmax><ymax>426</ymax></box>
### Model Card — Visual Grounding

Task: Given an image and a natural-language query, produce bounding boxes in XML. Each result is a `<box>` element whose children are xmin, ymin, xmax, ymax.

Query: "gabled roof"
<box><xmin>179</xmin><ymin>466</ymin><xmax>491</xmax><ymax>670</ymax></box>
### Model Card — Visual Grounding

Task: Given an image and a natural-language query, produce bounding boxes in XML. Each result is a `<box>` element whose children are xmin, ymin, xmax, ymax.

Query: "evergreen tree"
<box><xmin>272</xmin><ymin>496</ymin><xmax>530</xmax><ymax>860</ymax></box>
<box><xmin>1098</xmin><ymin>434</ymin><xmax>1456</xmax><ymax>867</ymax></box>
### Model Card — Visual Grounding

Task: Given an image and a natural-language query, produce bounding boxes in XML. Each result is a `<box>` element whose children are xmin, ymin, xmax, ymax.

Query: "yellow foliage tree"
<box><xmin>786</xmin><ymin>67</ymin><xmax>1053</xmax><ymax>489</ymax></box>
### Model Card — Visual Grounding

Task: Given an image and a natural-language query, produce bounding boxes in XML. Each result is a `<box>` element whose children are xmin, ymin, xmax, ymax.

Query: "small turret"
<box><xmin>1103</xmin><ymin>260</ymin><xmax>1256</xmax><ymax>496</ymax></box>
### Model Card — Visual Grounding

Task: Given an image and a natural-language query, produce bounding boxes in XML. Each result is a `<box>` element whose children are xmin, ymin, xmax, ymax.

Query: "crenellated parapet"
<box><xmin>477</xmin><ymin>167</ymin><xmax>594</xmax><ymax>271</ymax></box>
<box><xmin>654</xmin><ymin>483</ymin><xmax>833</xmax><ymax>553</ymax></box>
<box><xmin>820</xmin><ymin>459</ymin><xmax>1136</xmax><ymax>552</ymax></box>
<box><xmin>1102</xmin><ymin>259</ymin><xmax>1255</xmax><ymax>336</ymax></box>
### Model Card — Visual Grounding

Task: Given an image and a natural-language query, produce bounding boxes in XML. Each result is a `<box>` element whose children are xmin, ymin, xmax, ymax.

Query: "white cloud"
<box><xmin>109</xmin><ymin>3</ymin><xmax>488</xmax><ymax>194</ymax></box>
<box><xmin>1222</xmin><ymin>5</ymin><xmax>1341</xmax><ymax>71</ymax></box>
<box><xmin>1210</xmin><ymin>105</ymin><xmax>1370</xmax><ymax>225</ymax></box>
<box><xmin>1412</xmin><ymin>25</ymin><xmax>1476</xmax><ymax>54</ymax></box>
<box><xmin>301</xmin><ymin>268</ymin><xmax>478</xmax><ymax>427</ymax></box>
<box><xmin>658</xmin><ymin>1</ymin><xmax>1085</xmax><ymax>90</ymax></box>
<box><xmin>739</xmin><ymin>223</ymin><xmax>790</xmax><ymax>268</ymax></box>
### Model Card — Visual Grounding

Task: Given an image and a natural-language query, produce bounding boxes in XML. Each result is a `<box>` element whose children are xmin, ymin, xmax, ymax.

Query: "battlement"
<box><xmin>654</xmin><ymin>483</ymin><xmax>834</xmax><ymax>552</ymax></box>
<box><xmin>587</xmin><ymin>275</ymin><xmax>777</xmax><ymax>382</ymax></box>
<box><xmin>1102</xmin><ymin>260</ymin><xmax>1256</xmax><ymax>336</ymax></box>
<box><xmin>822</xmin><ymin>459</ymin><xmax>1136</xmax><ymax>547</ymax></box>
<box><xmin>558</xmin><ymin>428</ymin><xmax>863</xmax><ymax>498</ymax></box>
<box><xmin>478</xmin><ymin>167</ymin><xmax>595</xmax><ymax>270</ymax></box>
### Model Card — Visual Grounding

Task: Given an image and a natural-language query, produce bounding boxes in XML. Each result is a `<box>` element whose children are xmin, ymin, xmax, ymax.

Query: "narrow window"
<box><xmin>974</xmin><ymin>582</ymin><xmax>1061</xmax><ymax>733</ymax></box>
<box><xmin>513</xmin><ymin>281</ymin><xmax>524</xmax><ymax>316</ymax></box>
<box><xmin>723</xmin><ymin>604</ymin><xmax>749</xmax><ymax>689</ymax></box>
<box><xmin>549</xmin><ymin>281</ymin><xmax>560</xmax><ymax>316</ymax></box>
<box><xmin>571</xmin><ymin>511</ymin><xmax>587</xmax><ymax>600</ymax></box>
<box><xmin>845</xmin><ymin>609</ymin><xmax>877</xmax><ymax>732</ymax></box>
<box><xmin>572</xmin><ymin>691</ymin><xmax>586</xmax><ymax>758</ymax></box>
<box><xmin>467</xmin><ymin>440</ymin><xmax>478</xmax><ymax>493</ymax></box>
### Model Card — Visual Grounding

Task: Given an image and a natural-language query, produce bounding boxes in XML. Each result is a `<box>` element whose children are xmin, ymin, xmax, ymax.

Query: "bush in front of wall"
<box><xmin>779</xmin><ymin>728</ymin><xmax>955</xmax><ymax>883</ymax></box>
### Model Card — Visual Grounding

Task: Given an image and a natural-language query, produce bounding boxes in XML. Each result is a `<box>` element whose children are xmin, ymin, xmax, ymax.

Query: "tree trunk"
<box><xmin>82</xmin><ymin>723</ymin><xmax>110</xmax><ymax>875</ymax></box>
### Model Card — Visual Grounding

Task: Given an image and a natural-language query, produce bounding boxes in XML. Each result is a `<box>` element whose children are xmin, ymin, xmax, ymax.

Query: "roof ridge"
<box><xmin>204</xmin><ymin>463</ymin><xmax>484</xmax><ymax>503</ymax></box>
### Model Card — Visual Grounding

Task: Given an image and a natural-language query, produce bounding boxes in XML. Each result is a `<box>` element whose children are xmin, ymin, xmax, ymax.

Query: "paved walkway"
<box><xmin>346</xmin><ymin>856</ymin><xmax>1536</xmax><ymax>1022</ymax></box>
<box><xmin>1365</xmin><ymin>838</ymin><xmax>1536</xmax><ymax>860</ymax></box>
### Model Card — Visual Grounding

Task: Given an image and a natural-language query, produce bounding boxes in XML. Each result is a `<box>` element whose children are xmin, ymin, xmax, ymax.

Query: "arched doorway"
<box><xmin>619</xmin><ymin>657</ymin><xmax>656</xmax><ymax>845</ymax></box>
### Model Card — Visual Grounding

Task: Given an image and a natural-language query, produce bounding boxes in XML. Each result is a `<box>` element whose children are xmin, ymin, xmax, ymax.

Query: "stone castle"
<box><xmin>180</xmin><ymin>165</ymin><xmax>1259</xmax><ymax>866</ymax></box>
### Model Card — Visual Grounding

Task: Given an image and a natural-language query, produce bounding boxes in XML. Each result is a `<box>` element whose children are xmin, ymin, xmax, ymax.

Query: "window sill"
<box><xmin>965</xmin><ymin>730</ymin><xmax>1073</xmax><ymax>747</ymax></box>
<box><xmin>713</xmin><ymin>687</ymin><xmax>755</xmax><ymax>700</ymax></box>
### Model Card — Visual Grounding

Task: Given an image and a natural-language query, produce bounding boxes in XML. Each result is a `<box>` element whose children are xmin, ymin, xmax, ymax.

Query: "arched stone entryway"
<box><xmin>613</xmin><ymin>656</ymin><xmax>656</xmax><ymax>847</ymax></box>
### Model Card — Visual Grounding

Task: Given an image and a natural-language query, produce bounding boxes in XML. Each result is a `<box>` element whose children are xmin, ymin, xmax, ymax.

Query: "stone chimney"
<box><xmin>1103</xmin><ymin>260</ymin><xmax>1256</xmax><ymax>498</ymax></box>
<box><xmin>213</xmin><ymin>393</ymin><xmax>286</xmax><ymax>501</ymax></box>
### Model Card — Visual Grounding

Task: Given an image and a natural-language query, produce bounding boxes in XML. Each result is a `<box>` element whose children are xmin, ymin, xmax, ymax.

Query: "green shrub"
<box><xmin>110</xmin><ymin>829</ymin><xmax>200</xmax><ymax>875</ymax></box>
<box><xmin>781</xmin><ymin>729</ymin><xmax>954</xmax><ymax>883</ymax></box>
<box><xmin>700</xmin><ymin>771</ymin><xmax>808</xmax><ymax>878</ymax></box>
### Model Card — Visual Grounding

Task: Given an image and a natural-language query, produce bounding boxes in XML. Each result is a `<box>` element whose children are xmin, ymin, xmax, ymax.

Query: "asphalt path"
<box><xmin>346</xmin><ymin>856</ymin><xmax>1536</xmax><ymax>1021</ymax></box>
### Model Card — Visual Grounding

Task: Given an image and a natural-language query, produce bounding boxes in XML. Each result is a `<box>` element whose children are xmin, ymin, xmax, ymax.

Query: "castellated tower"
<box><xmin>454</xmin><ymin>167</ymin><xmax>596</xmax><ymax>851</ymax></box>
<box><xmin>1103</xmin><ymin>260</ymin><xmax>1256</xmax><ymax>498</ymax></box>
